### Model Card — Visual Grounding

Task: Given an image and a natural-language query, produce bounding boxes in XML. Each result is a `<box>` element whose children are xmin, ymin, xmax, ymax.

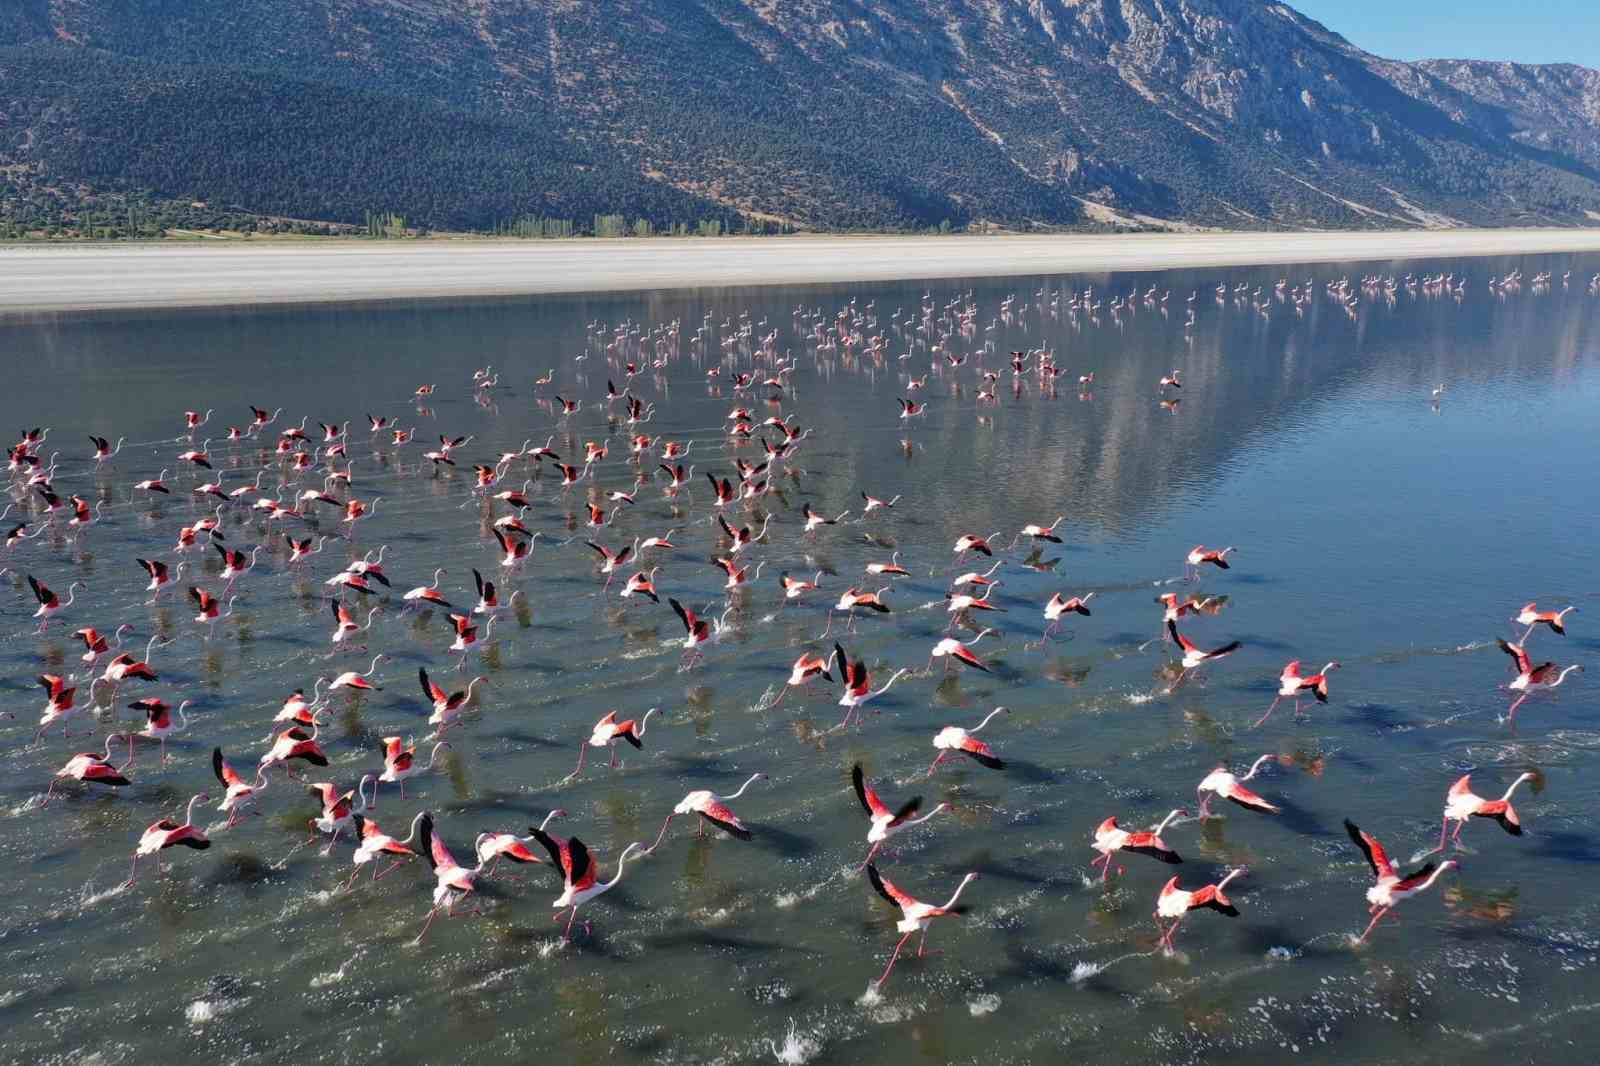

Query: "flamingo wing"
<box><xmin>418</xmin><ymin>667</ymin><xmax>446</xmax><ymax>703</ymax></box>
<box><xmin>1393</xmin><ymin>862</ymin><xmax>1439</xmax><ymax>893</ymax></box>
<box><xmin>1344</xmin><ymin>819</ymin><xmax>1394</xmax><ymax>880</ymax></box>
<box><xmin>1497</xmin><ymin>638</ymin><xmax>1531</xmax><ymax>674</ymax></box>
<box><xmin>669</xmin><ymin>597</ymin><xmax>697</xmax><ymax>634</ymax></box>
<box><xmin>565</xmin><ymin>836</ymin><xmax>594</xmax><ymax>886</ymax></box>
<box><xmin>212</xmin><ymin>747</ymin><xmax>243</xmax><ymax>788</ymax></box>
<box><xmin>852</xmin><ymin>763</ymin><xmax>889</xmax><ymax>818</ymax></box>
<box><xmin>959</xmin><ymin>735</ymin><xmax>1005</xmax><ymax>769</ymax></box>
<box><xmin>1224</xmin><ymin>783</ymin><xmax>1280</xmax><ymax>814</ymax></box>
<box><xmin>865</xmin><ymin>863</ymin><xmax>917</xmax><ymax>910</ymax></box>
<box><xmin>698</xmin><ymin>801</ymin><xmax>751</xmax><ymax>840</ymax></box>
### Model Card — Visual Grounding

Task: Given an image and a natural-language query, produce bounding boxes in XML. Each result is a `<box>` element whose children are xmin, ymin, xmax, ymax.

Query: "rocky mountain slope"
<box><xmin>3</xmin><ymin>0</ymin><xmax>1598</xmax><ymax>234</ymax></box>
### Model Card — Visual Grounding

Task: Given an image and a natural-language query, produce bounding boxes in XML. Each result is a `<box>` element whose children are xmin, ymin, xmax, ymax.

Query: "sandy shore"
<box><xmin>3</xmin><ymin>229</ymin><xmax>1599</xmax><ymax>314</ymax></box>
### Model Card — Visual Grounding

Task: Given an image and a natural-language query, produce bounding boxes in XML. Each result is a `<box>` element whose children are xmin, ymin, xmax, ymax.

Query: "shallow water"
<box><xmin>1</xmin><ymin>258</ymin><xmax>1598</xmax><ymax>1066</ymax></box>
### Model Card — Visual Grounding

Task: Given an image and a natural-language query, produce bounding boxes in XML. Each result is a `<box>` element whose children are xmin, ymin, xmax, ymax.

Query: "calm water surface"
<box><xmin>2</xmin><ymin>257</ymin><xmax>1599</xmax><ymax>1066</ymax></box>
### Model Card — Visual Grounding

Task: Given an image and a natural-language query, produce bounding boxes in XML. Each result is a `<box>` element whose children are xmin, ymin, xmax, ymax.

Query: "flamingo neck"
<box><xmin>1554</xmin><ymin>666</ymin><xmax>1582</xmax><ymax>686</ymax></box>
<box><xmin>939</xmin><ymin>873</ymin><xmax>979</xmax><ymax>910</ymax></box>
<box><xmin>1155</xmin><ymin>809</ymin><xmax>1185</xmax><ymax>835</ymax></box>
<box><xmin>183</xmin><ymin>794</ymin><xmax>204</xmax><ymax>827</ymax></box>
<box><xmin>871</xmin><ymin>669</ymin><xmax>908</xmax><ymax>697</ymax></box>
<box><xmin>972</xmin><ymin>706</ymin><xmax>1007</xmax><ymax>732</ymax></box>
<box><xmin>636</xmin><ymin>708</ymin><xmax>658</xmax><ymax>736</ymax></box>
<box><xmin>601</xmin><ymin>843</ymin><xmax>643</xmax><ymax>889</ymax></box>
<box><xmin>724</xmin><ymin>773</ymin><xmax>764</xmax><ymax>801</ymax></box>
<box><xmin>400</xmin><ymin>812</ymin><xmax>427</xmax><ymax>846</ymax></box>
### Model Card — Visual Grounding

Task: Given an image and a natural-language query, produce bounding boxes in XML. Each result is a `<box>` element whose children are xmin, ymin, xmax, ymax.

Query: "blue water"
<box><xmin>0</xmin><ymin>258</ymin><xmax>1597</xmax><ymax>1065</ymax></box>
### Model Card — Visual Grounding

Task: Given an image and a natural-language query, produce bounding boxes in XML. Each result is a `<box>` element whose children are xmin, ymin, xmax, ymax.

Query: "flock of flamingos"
<box><xmin>5</xmin><ymin>267</ymin><xmax>1593</xmax><ymax>999</ymax></box>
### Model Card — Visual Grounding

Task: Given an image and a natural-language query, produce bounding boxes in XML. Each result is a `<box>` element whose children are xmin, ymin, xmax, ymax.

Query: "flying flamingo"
<box><xmin>927</xmin><ymin>707</ymin><xmax>1008</xmax><ymax>775</ymax></box>
<box><xmin>774</xmin><ymin>648</ymin><xmax>837</xmax><ymax>706</ymax></box>
<box><xmin>1346</xmin><ymin>820</ymin><xmax>1457</xmax><ymax>943</ymax></box>
<box><xmin>1040</xmin><ymin>592</ymin><xmax>1093</xmax><ymax>640</ymax></box>
<box><xmin>1497</xmin><ymin>638</ymin><xmax>1583</xmax><ymax>720</ymax></box>
<box><xmin>212</xmin><ymin>747</ymin><xmax>268</xmax><ymax>827</ymax></box>
<box><xmin>259</xmin><ymin>724</ymin><xmax>329</xmax><ymax>776</ymax></box>
<box><xmin>125</xmin><ymin>697</ymin><xmax>194</xmax><ymax>764</ymax></box>
<box><xmin>346</xmin><ymin>812</ymin><xmax>427</xmax><ymax>888</ymax></box>
<box><xmin>1090</xmin><ymin>809</ymin><xmax>1186</xmax><ymax>881</ymax></box>
<box><xmin>528</xmin><ymin>829</ymin><xmax>647</xmax><ymax>941</ymax></box>
<box><xmin>951</xmin><ymin>560</ymin><xmax>1003</xmax><ymax>589</ymax></box>
<box><xmin>402</xmin><ymin>567</ymin><xmax>453</xmax><ymax>610</ymax></box>
<box><xmin>1168</xmin><ymin>621</ymin><xmax>1241</xmax><ymax>681</ymax></box>
<box><xmin>1184</xmin><ymin>545</ymin><xmax>1234</xmax><ymax>580</ymax></box>
<box><xmin>823</xmin><ymin>586</ymin><xmax>891</xmax><ymax>636</ymax></box>
<box><xmin>124</xmin><ymin>792</ymin><xmax>211</xmax><ymax>887</ymax></box>
<box><xmin>852</xmin><ymin>763</ymin><xmax>946</xmax><ymax>868</ymax></box>
<box><xmin>1433</xmin><ymin>773</ymin><xmax>1536</xmax><ymax>852</ymax></box>
<box><xmin>669</xmin><ymin>598</ymin><xmax>720</xmax><ymax>665</ymax></box>
<box><xmin>378</xmin><ymin>734</ymin><xmax>451</xmax><ymax>798</ymax></box>
<box><xmin>648</xmin><ymin>773</ymin><xmax>767</xmax><ymax>850</ymax></box>
<box><xmin>44</xmin><ymin>734</ymin><xmax>134</xmax><ymax>803</ymax></box>
<box><xmin>100</xmin><ymin>634</ymin><xmax>168</xmax><ymax>686</ymax></box>
<box><xmin>571</xmin><ymin>709</ymin><xmax>658</xmax><ymax>775</ymax></box>
<box><xmin>860</xmin><ymin>492</ymin><xmax>900</xmax><ymax>514</ymax></box>
<box><xmin>1513</xmin><ymin>602</ymin><xmax>1576</xmax><ymax>641</ymax></box>
<box><xmin>944</xmin><ymin>585</ymin><xmax>1003</xmax><ymax>630</ymax></box>
<box><xmin>1154</xmin><ymin>868</ymin><xmax>1245</xmax><ymax>949</ymax></box>
<box><xmin>28</xmin><ymin>575</ymin><xmax>84</xmax><ymax>632</ymax></box>
<box><xmin>953</xmin><ymin>532</ymin><xmax>1002</xmax><ymax>560</ymax></box>
<box><xmin>864</xmin><ymin>864</ymin><xmax>979</xmax><ymax>988</ymax></box>
<box><xmin>1196</xmin><ymin>755</ymin><xmax>1281</xmax><ymax>817</ymax></box>
<box><xmin>73</xmin><ymin>623</ymin><xmax>131</xmax><ymax>665</ymax></box>
<box><xmin>928</xmin><ymin>628</ymin><xmax>997</xmax><ymax>673</ymax></box>
<box><xmin>473</xmin><ymin>809</ymin><xmax>568</xmax><ymax>878</ymax></box>
<box><xmin>414</xmin><ymin>813</ymin><xmax>487</xmax><ymax>943</ymax></box>
<box><xmin>34</xmin><ymin>673</ymin><xmax>91</xmax><ymax>743</ymax></box>
<box><xmin>330</xmin><ymin>600</ymin><xmax>381</xmax><ymax>648</ymax></box>
<box><xmin>1010</xmin><ymin>516</ymin><xmax>1064</xmax><ymax>548</ymax></box>
<box><xmin>866</xmin><ymin>553</ymin><xmax>911</xmax><ymax>578</ymax></box>
<box><xmin>419</xmin><ymin>668</ymin><xmax>487</xmax><ymax>735</ymax></box>
<box><xmin>329</xmin><ymin>654</ymin><xmax>386</xmax><ymax>692</ymax></box>
<box><xmin>834</xmin><ymin>644</ymin><xmax>909</xmax><ymax>729</ymax></box>
<box><xmin>306</xmin><ymin>775</ymin><xmax>376</xmax><ymax>851</ymax></box>
<box><xmin>1256</xmin><ymin>660</ymin><xmax>1341</xmax><ymax>726</ymax></box>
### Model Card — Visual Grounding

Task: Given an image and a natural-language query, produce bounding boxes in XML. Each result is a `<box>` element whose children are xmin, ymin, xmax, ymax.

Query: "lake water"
<box><xmin>2</xmin><ymin>256</ymin><xmax>1598</xmax><ymax>1066</ymax></box>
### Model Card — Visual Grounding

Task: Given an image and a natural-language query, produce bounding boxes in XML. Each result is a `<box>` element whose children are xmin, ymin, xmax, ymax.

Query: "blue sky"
<box><xmin>1289</xmin><ymin>0</ymin><xmax>1599</xmax><ymax>67</ymax></box>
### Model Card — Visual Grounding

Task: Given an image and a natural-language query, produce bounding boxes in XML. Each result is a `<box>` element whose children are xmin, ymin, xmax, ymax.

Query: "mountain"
<box><xmin>3</xmin><ymin>0</ymin><xmax>1599</xmax><ymax>236</ymax></box>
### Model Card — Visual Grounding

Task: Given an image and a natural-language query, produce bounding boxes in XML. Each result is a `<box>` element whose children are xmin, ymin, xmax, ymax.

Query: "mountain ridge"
<box><xmin>3</xmin><ymin>1</ymin><xmax>1598</xmax><ymax>236</ymax></box>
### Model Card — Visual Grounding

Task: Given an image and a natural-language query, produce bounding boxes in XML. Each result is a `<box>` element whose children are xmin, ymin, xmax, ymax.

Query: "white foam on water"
<box><xmin>185</xmin><ymin>1000</ymin><xmax>224</xmax><ymax>1026</ymax></box>
<box><xmin>78</xmin><ymin>879</ymin><xmax>131</xmax><ymax>910</ymax></box>
<box><xmin>8</xmin><ymin>794</ymin><xmax>48</xmax><ymax>818</ymax></box>
<box><xmin>1266</xmin><ymin>946</ymin><xmax>1299</xmax><ymax>960</ymax></box>
<box><xmin>968</xmin><ymin>993</ymin><xmax>1001</xmax><ymax>1016</ymax></box>
<box><xmin>1124</xmin><ymin>691</ymin><xmax>1158</xmax><ymax>706</ymax></box>
<box><xmin>1070</xmin><ymin>961</ymin><xmax>1103</xmax><ymax>983</ymax></box>
<box><xmin>768</xmin><ymin>1019</ymin><xmax>822</xmax><ymax>1065</ymax></box>
<box><xmin>774</xmin><ymin>868</ymin><xmax>842</xmax><ymax>909</ymax></box>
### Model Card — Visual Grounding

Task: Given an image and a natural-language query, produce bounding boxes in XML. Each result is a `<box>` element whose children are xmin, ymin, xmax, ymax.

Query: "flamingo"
<box><xmin>306</xmin><ymin>774</ymin><xmax>377</xmax><ymax>850</ymax></box>
<box><xmin>1184</xmin><ymin>545</ymin><xmax>1234</xmax><ymax>580</ymax></box>
<box><xmin>1256</xmin><ymin>660</ymin><xmax>1341</xmax><ymax>726</ymax></box>
<box><xmin>952</xmin><ymin>561</ymin><xmax>1004</xmax><ymax>589</ymax></box>
<box><xmin>1039</xmin><ymin>591</ymin><xmax>1094</xmax><ymax>641</ymax></box>
<box><xmin>212</xmin><ymin>747</ymin><xmax>268</xmax><ymax>827</ymax></box>
<box><xmin>928</xmin><ymin>627</ymin><xmax>997</xmax><ymax>673</ymax></box>
<box><xmin>34</xmin><ymin>673</ymin><xmax>90</xmax><ymax>743</ymax></box>
<box><xmin>124</xmin><ymin>793</ymin><xmax>211</xmax><ymax>887</ymax></box>
<box><xmin>824</xmin><ymin>586</ymin><xmax>891</xmax><ymax>636</ymax></box>
<box><xmin>259</xmin><ymin>724</ymin><xmax>329</xmax><ymax>772</ymax></box>
<box><xmin>779</xmin><ymin>571</ymin><xmax>824</xmax><ymax>605</ymax></box>
<box><xmin>419</xmin><ymin>668</ymin><xmax>487</xmax><ymax>734</ymax></box>
<box><xmin>1197</xmin><ymin>755</ymin><xmax>1281</xmax><ymax>817</ymax></box>
<box><xmin>329</xmin><ymin>654</ymin><xmax>385</xmax><ymax>692</ymax></box>
<box><xmin>125</xmin><ymin>698</ymin><xmax>194</xmax><ymax>764</ymax></box>
<box><xmin>953</xmin><ymin>532</ymin><xmax>1001</xmax><ymax>560</ymax></box>
<box><xmin>860</xmin><ymin>492</ymin><xmax>900</xmax><ymax>514</ymax></box>
<box><xmin>1091</xmin><ymin>809</ymin><xmax>1186</xmax><ymax>881</ymax></box>
<box><xmin>27</xmin><ymin>575</ymin><xmax>84</xmax><ymax>631</ymax></box>
<box><xmin>648</xmin><ymin>772</ymin><xmax>767</xmax><ymax>850</ymax></box>
<box><xmin>376</xmin><ymin>735</ymin><xmax>449</xmax><ymax>799</ymax></box>
<box><xmin>473</xmin><ymin>809</ymin><xmax>568</xmax><ymax>878</ymax></box>
<box><xmin>864</xmin><ymin>864</ymin><xmax>979</xmax><ymax>988</ymax></box>
<box><xmin>414</xmin><ymin>813</ymin><xmax>488</xmax><ymax>943</ymax></box>
<box><xmin>1513</xmin><ymin>602</ymin><xmax>1576</xmax><ymax>641</ymax></box>
<box><xmin>1497</xmin><ymin>638</ymin><xmax>1583</xmax><ymax>720</ymax></box>
<box><xmin>866</xmin><ymin>553</ymin><xmax>911</xmax><ymax>578</ymax></box>
<box><xmin>774</xmin><ymin>648</ymin><xmax>837</xmax><ymax>705</ymax></box>
<box><xmin>402</xmin><ymin>567</ymin><xmax>452</xmax><ymax>610</ymax></box>
<box><xmin>669</xmin><ymin>598</ymin><xmax>716</xmax><ymax>664</ymax></box>
<box><xmin>100</xmin><ymin>634</ymin><xmax>168</xmax><ymax>686</ymax></box>
<box><xmin>1168</xmin><ymin>621</ymin><xmax>1241</xmax><ymax>679</ymax></box>
<box><xmin>346</xmin><ymin>812</ymin><xmax>427</xmax><ymax>887</ymax></box>
<box><xmin>330</xmin><ymin>600</ymin><xmax>381</xmax><ymax>647</ymax></box>
<box><xmin>73</xmin><ymin>623</ymin><xmax>131</xmax><ymax>665</ymax></box>
<box><xmin>1154</xmin><ymin>867</ymin><xmax>1245</xmax><ymax>949</ymax></box>
<box><xmin>1010</xmin><ymin>516</ymin><xmax>1064</xmax><ymax>548</ymax></box>
<box><xmin>44</xmin><ymin>734</ymin><xmax>134</xmax><ymax>803</ymax></box>
<box><xmin>527</xmin><ymin>829</ymin><xmax>647</xmax><ymax>941</ymax></box>
<box><xmin>134</xmin><ymin>469</ymin><xmax>171</xmax><ymax>495</ymax></box>
<box><xmin>834</xmin><ymin>644</ymin><xmax>909</xmax><ymax>729</ymax></box>
<box><xmin>1435</xmin><ymin>772</ymin><xmax>1536</xmax><ymax>852</ymax></box>
<box><xmin>1346</xmin><ymin>820</ymin><xmax>1457</xmax><ymax>943</ymax></box>
<box><xmin>572</xmin><ymin>709</ymin><xmax>658</xmax><ymax>775</ymax></box>
<box><xmin>852</xmin><ymin>763</ymin><xmax>947</xmax><ymax>868</ymax></box>
<box><xmin>927</xmin><ymin>706</ymin><xmax>1008</xmax><ymax>775</ymax></box>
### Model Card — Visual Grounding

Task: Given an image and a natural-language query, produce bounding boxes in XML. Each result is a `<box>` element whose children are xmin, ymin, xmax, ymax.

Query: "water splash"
<box><xmin>968</xmin><ymin>993</ymin><xmax>1002</xmax><ymax>1016</ymax></box>
<box><xmin>768</xmin><ymin>1019</ymin><xmax>822</xmax><ymax>1064</ymax></box>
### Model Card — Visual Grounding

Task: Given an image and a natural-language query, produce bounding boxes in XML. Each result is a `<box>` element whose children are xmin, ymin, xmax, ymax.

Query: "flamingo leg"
<box><xmin>926</xmin><ymin>751</ymin><xmax>946</xmax><ymax>777</ymax></box>
<box><xmin>876</xmin><ymin>931</ymin><xmax>913</xmax><ymax>988</ymax></box>
<box><xmin>1506</xmin><ymin>694</ymin><xmax>1527</xmax><ymax>721</ymax></box>
<box><xmin>1254</xmin><ymin>697</ymin><xmax>1281</xmax><ymax>728</ymax></box>
<box><xmin>649</xmin><ymin>815</ymin><xmax>675</xmax><ymax>853</ymax></box>
<box><xmin>414</xmin><ymin>906</ymin><xmax>440</xmax><ymax>944</ymax></box>
<box><xmin>124</xmin><ymin>853</ymin><xmax>140</xmax><ymax>887</ymax></box>
<box><xmin>375</xmin><ymin>860</ymin><xmax>404</xmax><ymax>880</ymax></box>
<box><xmin>1357</xmin><ymin>906</ymin><xmax>1390</xmax><ymax>943</ymax></box>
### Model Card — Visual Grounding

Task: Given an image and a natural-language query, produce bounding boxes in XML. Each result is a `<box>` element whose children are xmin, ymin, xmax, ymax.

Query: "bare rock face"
<box><xmin>2</xmin><ymin>0</ymin><xmax>1597</xmax><ymax>231</ymax></box>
